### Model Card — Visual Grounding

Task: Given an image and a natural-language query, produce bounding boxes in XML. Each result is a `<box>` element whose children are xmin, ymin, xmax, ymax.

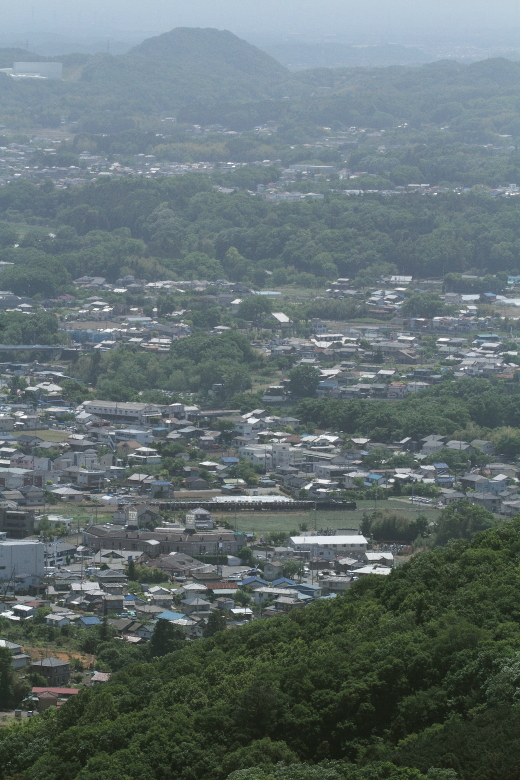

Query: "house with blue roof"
<box><xmin>365</xmin><ymin>473</ymin><xmax>385</xmax><ymax>484</ymax></box>
<box><xmin>156</xmin><ymin>610</ymin><xmax>187</xmax><ymax>622</ymax></box>
<box><xmin>289</xmin><ymin>583</ymin><xmax>322</xmax><ymax>599</ymax></box>
<box><xmin>271</xmin><ymin>577</ymin><xmax>296</xmax><ymax>587</ymax></box>
<box><xmin>241</xmin><ymin>576</ymin><xmax>268</xmax><ymax>588</ymax></box>
<box><xmin>77</xmin><ymin>616</ymin><xmax>102</xmax><ymax>629</ymax></box>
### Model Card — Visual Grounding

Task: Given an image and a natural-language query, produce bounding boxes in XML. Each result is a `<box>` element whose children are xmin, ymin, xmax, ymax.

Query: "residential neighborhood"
<box><xmin>1</xmin><ymin>263</ymin><xmax>520</xmax><ymax>711</ymax></box>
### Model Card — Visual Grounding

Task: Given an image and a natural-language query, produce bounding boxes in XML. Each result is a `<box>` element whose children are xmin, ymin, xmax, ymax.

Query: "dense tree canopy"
<box><xmin>3</xmin><ymin>173</ymin><xmax>520</xmax><ymax>298</ymax></box>
<box><xmin>288</xmin><ymin>364</ymin><xmax>321</xmax><ymax>399</ymax></box>
<box><xmin>295</xmin><ymin>377</ymin><xmax>520</xmax><ymax>444</ymax></box>
<box><xmin>5</xmin><ymin>518</ymin><xmax>520</xmax><ymax>779</ymax></box>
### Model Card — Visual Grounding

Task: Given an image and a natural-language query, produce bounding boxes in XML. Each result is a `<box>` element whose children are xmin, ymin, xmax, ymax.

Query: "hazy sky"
<box><xmin>2</xmin><ymin>0</ymin><xmax>520</xmax><ymax>43</ymax></box>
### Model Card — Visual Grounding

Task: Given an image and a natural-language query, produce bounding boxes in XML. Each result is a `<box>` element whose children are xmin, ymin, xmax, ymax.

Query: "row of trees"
<box><xmin>361</xmin><ymin>501</ymin><xmax>497</xmax><ymax>546</ymax></box>
<box><xmin>295</xmin><ymin>377</ymin><xmax>520</xmax><ymax>448</ymax></box>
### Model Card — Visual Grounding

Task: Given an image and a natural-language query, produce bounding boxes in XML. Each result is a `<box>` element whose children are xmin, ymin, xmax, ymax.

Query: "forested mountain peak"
<box><xmin>128</xmin><ymin>27</ymin><xmax>288</xmax><ymax>81</ymax></box>
<box><xmin>464</xmin><ymin>56</ymin><xmax>520</xmax><ymax>86</ymax></box>
<box><xmin>419</xmin><ymin>56</ymin><xmax>520</xmax><ymax>86</ymax></box>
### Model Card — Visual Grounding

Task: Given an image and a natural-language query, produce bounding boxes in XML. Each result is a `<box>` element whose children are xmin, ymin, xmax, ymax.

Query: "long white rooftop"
<box><xmin>290</xmin><ymin>535</ymin><xmax>368</xmax><ymax>545</ymax></box>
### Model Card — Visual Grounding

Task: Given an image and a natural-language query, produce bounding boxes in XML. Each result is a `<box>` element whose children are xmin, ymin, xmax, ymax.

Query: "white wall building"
<box><xmin>13</xmin><ymin>62</ymin><xmax>62</xmax><ymax>79</ymax></box>
<box><xmin>289</xmin><ymin>535</ymin><xmax>368</xmax><ymax>561</ymax></box>
<box><xmin>241</xmin><ymin>444</ymin><xmax>273</xmax><ymax>469</ymax></box>
<box><xmin>0</xmin><ymin>540</ymin><xmax>45</xmax><ymax>590</ymax></box>
<box><xmin>272</xmin><ymin>442</ymin><xmax>300</xmax><ymax>467</ymax></box>
<box><xmin>112</xmin><ymin>428</ymin><xmax>152</xmax><ymax>445</ymax></box>
<box><xmin>81</xmin><ymin>401</ymin><xmax>162</xmax><ymax>423</ymax></box>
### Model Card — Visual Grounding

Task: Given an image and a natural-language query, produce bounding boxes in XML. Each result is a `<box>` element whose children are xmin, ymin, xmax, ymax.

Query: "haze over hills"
<box><xmin>0</xmin><ymin>49</ymin><xmax>49</xmax><ymax>69</ymax></box>
<box><xmin>263</xmin><ymin>42</ymin><xmax>433</xmax><ymax>70</ymax></box>
<box><xmin>72</xmin><ymin>27</ymin><xmax>289</xmax><ymax>111</ymax></box>
<box><xmin>129</xmin><ymin>27</ymin><xmax>288</xmax><ymax>81</ymax></box>
<box><xmin>74</xmin><ymin>28</ymin><xmax>290</xmax><ymax>116</ymax></box>
<box><xmin>2</xmin><ymin>27</ymin><xmax>520</xmax><ymax>141</ymax></box>
<box><xmin>0</xmin><ymin>28</ymin><xmax>292</xmax><ymax>131</ymax></box>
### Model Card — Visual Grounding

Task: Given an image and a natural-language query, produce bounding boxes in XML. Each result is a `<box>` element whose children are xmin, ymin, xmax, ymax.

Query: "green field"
<box><xmin>14</xmin><ymin>429</ymin><xmax>70</xmax><ymax>443</ymax></box>
<box><xmin>215</xmin><ymin>500</ymin><xmax>440</xmax><ymax>537</ymax></box>
<box><xmin>44</xmin><ymin>503</ymin><xmax>116</xmax><ymax>531</ymax></box>
<box><xmin>49</xmin><ymin>498</ymin><xmax>440</xmax><ymax>541</ymax></box>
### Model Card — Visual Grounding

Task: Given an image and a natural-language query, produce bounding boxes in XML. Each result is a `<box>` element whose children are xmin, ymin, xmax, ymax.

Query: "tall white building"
<box><xmin>13</xmin><ymin>62</ymin><xmax>62</xmax><ymax>79</ymax></box>
<box><xmin>0</xmin><ymin>540</ymin><xmax>45</xmax><ymax>591</ymax></box>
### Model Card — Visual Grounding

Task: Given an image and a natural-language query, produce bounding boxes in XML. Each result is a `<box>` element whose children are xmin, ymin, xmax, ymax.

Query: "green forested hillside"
<box><xmin>295</xmin><ymin>378</ymin><xmax>520</xmax><ymax>444</ymax></box>
<box><xmin>0</xmin><ymin>48</ymin><xmax>48</xmax><ymax>68</ymax></box>
<box><xmin>129</xmin><ymin>28</ymin><xmax>288</xmax><ymax>81</ymax></box>
<box><xmin>4</xmin><ymin>520</ymin><xmax>520</xmax><ymax>779</ymax></box>
<box><xmin>4</xmin><ymin>27</ymin><xmax>520</xmax><ymax>141</ymax></box>
<box><xmin>0</xmin><ymin>28</ymin><xmax>287</xmax><ymax>132</ymax></box>
<box><xmin>4</xmin><ymin>175</ymin><xmax>520</xmax><ymax>295</ymax></box>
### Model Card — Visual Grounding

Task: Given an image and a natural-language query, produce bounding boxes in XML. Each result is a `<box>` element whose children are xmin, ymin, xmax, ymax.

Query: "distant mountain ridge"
<box><xmin>2</xmin><ymin>28</ymin><xmax>520</xmax><ymax>137</ymax></box>
<box><xmin>129</xmin><ymin>27</ymin><xmax>287</xmax><ymax>81</ymax></box>
<box><xmin>0</xmin><ymin>48</ymin><xmax>48</xmax><ymax>69</ymax></box>
<box><xmin>264</xmin><ymin>42</ymin><xmax>431</xmax><ymax>70</ymax></box>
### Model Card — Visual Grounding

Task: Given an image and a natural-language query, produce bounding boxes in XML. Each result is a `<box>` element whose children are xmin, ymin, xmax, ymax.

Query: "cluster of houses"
<box><xmin>0</xmin><ymin>388</ymin><xmax>517</xmax><ymax>513</ymax></box>
<box><xmin>266</xmin><ymin>328</ymin><xmax>519</xmax><ymax>403</ymax></box>
<box><xmin>0</xmin><ymin>515</ymin><xmax>386</xmax><ymax>697</ymax></box>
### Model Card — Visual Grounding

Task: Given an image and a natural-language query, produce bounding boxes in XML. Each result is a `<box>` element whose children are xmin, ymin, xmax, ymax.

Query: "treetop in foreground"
<box><xmin>4</xmin><ymin>517</ymin><xmax>520</xmax><ymax>779</ymax></box>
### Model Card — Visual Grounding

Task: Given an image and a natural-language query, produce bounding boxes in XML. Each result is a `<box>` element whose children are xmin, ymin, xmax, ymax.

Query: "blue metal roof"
<box><xmin>241</xmin><ymin>576</ymin><xmax>268</xmax><ymax>586</ymax></box>
<box><xmin>290</xmin><ymin>583</ymin><xmax>322</xmax><ymax>592</ymax></box>
<box><xmin>156</xmin><ymin>611</ymin><xmax>186</xmax><ymax>621</ymax></box>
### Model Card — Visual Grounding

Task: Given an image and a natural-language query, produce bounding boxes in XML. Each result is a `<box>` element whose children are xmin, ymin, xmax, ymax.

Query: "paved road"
<box><xmin>0</xmin><ymin>709</ymin><xmax>34</xmax><ymax>721</ymax></box>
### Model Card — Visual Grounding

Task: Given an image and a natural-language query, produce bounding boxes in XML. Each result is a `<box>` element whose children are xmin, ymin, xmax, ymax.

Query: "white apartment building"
<box><xmin>272</xmin><ymin>442</ymin><xmax>300</xmax><ymax>467</ymax></box>
<box><xmin>112</xmin><ymin>428</ymin><xmax>152</xmax><ymax>445</ymax></box>
<box><xmin>241</xmin><ymin>444</ymin><xmax>273</xmax><ymax>469</ymax></box>
<box><xmin>81</xmin><ymin>401</ymin><xmax>163</xmax><ymax>423</ymax></box>
<box><xmin>289</xmin><ymin>535</ymin><xmax>368</xmax><ymax>561</ymax></box>
<box><xmin>240</xmin><ymin>441</ymin><xmax>300</xmax><ymax>470</ymax></box>
<box><xmin>0</xmin><ymin>540</ymin><xmax>45</xmax><ymax>590</ymax></box>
